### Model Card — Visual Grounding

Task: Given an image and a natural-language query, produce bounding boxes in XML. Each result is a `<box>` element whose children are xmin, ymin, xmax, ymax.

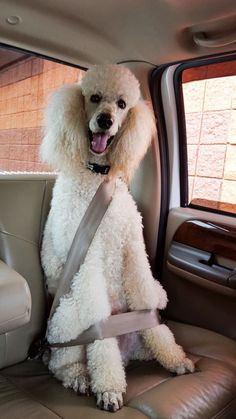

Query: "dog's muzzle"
<box><xmin>97</xmin><ymin>113</ymin><xmax>113</xmax><ymax>130</ymax></box>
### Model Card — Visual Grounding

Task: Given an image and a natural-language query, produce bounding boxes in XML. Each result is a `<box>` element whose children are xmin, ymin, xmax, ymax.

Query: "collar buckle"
<box><xmin>87</xmin><ymin>162</ymin><xmax>110</xmax><ymax>175</ymax></box>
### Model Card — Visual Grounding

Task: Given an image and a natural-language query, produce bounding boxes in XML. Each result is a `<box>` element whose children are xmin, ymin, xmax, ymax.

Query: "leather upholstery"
<box><xmin>126</xmin><ymin>321</ymin><xmax>236</xmax><ymax>418</ymax></box>
<box><xmin>0</xmin><ymin>260</ymin><xmax>31</xmax><ymax>334</ymax></box>
<box><xmin>0</xmin><ymin>361</ymin><xmax>146</xmax><ymax>419</ymax></box>
<box><xmin>0</xmin><ymin>176</ymin><xmax>54</xmax><ymax>368</ymax></box>
<box><xmin>0</xmin><ymin>321</ymin><xmax>235</xmax><ymax>419</ymax></box>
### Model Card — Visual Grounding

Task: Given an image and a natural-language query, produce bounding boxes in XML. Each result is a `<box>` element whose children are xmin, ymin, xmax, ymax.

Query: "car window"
<box><xmin>181</xmin><ymin>59</ymin><xmax>236</xmax><ymax>215</ymax></box>
<box><xmin>0</xmin><ymin>47</ymin><xmax>84</xmax><ymax>173</ymax></box>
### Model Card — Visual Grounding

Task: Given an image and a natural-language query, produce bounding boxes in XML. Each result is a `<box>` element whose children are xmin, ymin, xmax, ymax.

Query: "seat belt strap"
<box><xmin>49</xmin><ymin>309</ymin><xmax>160</xmax><ymax>348</ymax></box>
<box><xmin>48</xmin><ymin>179</ymin><xmax>115</xmax><ymax>321</ymax></box>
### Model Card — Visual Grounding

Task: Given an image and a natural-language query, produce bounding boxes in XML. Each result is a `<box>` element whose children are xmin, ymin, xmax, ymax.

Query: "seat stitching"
<box><xmin>126</xmin><ymin>375</ymin><xmax>173</xmax><ymax>403</ymax></box>
<box><xmin>211</xmin><ymin>397</ymin><xmax>236</xmax><ymax>419</ymax></box>
<box><xmin>0</xmin><ymin>229</ymin><xmax>37</xmax><ymax>246</ymax></box>
<box><xmin>126</xmin><ymin>352</ymin><xmax>201</xmax><ymax>402</ymax></box>
<box><xmin>0</xmin><ymin>373</ymin><xmax>63</xmax><ymax>419</ymax></box>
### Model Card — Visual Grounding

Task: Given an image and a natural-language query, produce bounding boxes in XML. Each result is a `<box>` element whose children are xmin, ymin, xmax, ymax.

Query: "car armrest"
<box><xmin>0</xmin><ymin>260</ymin><xmax>31</xmax><ymax>334</ymax></box>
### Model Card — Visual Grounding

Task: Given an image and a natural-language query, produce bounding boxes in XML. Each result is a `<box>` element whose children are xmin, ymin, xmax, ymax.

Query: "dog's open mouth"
<box><xmin>89</xmin><ymin>130</ymin><xmax>114</xmax><ymax>154</ymax></box>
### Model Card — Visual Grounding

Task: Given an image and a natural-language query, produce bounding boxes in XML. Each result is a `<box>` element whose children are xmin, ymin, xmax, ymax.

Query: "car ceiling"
<box><xmin>0</xmin><ymin>0</ymin><xmax>235</xmax><ymax>68</ymax></box>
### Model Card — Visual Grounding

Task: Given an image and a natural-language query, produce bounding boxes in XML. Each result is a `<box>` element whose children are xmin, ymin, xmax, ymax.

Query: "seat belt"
<box><xmin>48</xmin><ymin>179</ymin><xmax>116</xmax><ymax>321</ymax></box>
<box><xmin>49</xmin><ymin>309</ymin><xmax>160</xmax><ymax>347</ymax></box>
<box><xmin>34</xmin><ymin>179</ymin><xmax>160</xmax><ymax>354</ymax></box>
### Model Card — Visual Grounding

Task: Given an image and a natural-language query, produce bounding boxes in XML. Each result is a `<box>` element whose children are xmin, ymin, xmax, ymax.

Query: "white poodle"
<box><xmin>41</xmin><ymin>64</ymin><xmax>194</xmax><ymax>412</ymax></box>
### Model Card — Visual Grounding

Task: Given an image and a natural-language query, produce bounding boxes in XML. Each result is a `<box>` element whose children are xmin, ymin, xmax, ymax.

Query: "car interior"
<box><xmin>0</xmin><ymin>0</ymin><xmax>236</xmax><ymax>418</ymax></box>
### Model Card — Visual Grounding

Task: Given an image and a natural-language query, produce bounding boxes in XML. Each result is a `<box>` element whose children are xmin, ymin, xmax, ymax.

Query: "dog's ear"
<box><xmin>40</xmin><ymin>85</ymin><xmax>88</xmax><ymax>171</ymax></box>
<box><xmin>108</xmin><ymin>101</ymin><xmax>156</xmax><ymax>183</ymax></box>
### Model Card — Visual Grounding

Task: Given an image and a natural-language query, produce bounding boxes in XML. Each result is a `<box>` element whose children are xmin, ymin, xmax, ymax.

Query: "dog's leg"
<box><xmin>41</xmin><ymin>213</ymin><xmax>63</xmax><ymax>295</ymax></box>
<box><xmin>47</xmin><ymin>257</ymin><xmax>115</xmax><ymax>397</ymax></box>
<box><xmin>141</xmin><ymin>325</ymin><xmax>195</xmax><ymax>374</ymax></box>
<box><xmin>87</xmin><ymin>338</ymin><xmax>126</xmax><ymax>412</ymax></box>
<box><xmin>47</xmin><ymin>262</ymin><xmax>111</xmax><ymax>345</ymax></box>
<box><xmin>123</xmin><ymin>218</ymin><xmax>194</xmax><ymax>374</ymax></box>
<box><xmin>56</xmin><ymin>361</ymin><xmax>90</xmax><ymax>395</ymax></box>
<box><xmin>49</xmin><ymin>346</ymin><xmax>90</xmax><ymax>395</ymax></box>
<box><xmin>123</xmin><ymin>219</ymin><xmax>168</xmax><ymax>311</ymax></box>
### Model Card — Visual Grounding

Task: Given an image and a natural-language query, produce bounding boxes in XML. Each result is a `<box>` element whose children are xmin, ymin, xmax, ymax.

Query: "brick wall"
<box><xmin>183</xmin><ymin>65</ymin><xmax>236</xmax><ymax>213</ymax></box>
<box><xmin>0</xmin><ymin>57</ymin><xmax>83</xmax><ymax>172</ymax></box>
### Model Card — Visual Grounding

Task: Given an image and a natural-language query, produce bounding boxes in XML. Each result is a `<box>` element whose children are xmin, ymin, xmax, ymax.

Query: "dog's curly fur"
<box><xmin>41</xmin><ymin>64</ymin><xmax>194</xmax><ymax>412</ymax></box>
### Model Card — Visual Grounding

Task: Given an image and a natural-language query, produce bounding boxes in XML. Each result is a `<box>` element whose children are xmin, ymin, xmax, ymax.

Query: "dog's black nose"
<box><xmin>97</xmin><ymin>113</ymin><xmax>113</xmax><ymax>130</ymax></box>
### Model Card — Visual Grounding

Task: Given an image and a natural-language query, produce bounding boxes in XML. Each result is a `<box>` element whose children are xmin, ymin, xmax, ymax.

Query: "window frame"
<box><xmin>0</xmin><ymin>42</ymin><xmax>87</xmax><ymax>71</ymax></box>
<box><xmin>150</xmin><ymin>65</ymin><xmax>171</xmax><ymax>277</ymax></box>
<box><xmin>174</xmin><ymin>52</ymin><xmax>236</xmax><ymax>218</ymax></box>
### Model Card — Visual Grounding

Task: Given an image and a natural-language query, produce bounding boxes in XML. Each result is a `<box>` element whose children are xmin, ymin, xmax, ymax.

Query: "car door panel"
<box><xmin>169</xmin><ymin>219</ymin><xmax>236</xmax><ymax>289</ymax></box>
<box><xmin>163</xmin><ymin>207</ymin><xmax>236</xmax><ymax>340</ymax></box>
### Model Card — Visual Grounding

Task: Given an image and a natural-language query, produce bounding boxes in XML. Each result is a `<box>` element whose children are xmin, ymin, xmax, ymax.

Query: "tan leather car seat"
<box><xmin>1</xmin><ymin>321</ymin><xmax>236</xmax><ymax>418</ymax></box>
<box><xmin>0</xmin><ymin>171</ymin><xmax>235</xmax><ymax>418</ymax></box>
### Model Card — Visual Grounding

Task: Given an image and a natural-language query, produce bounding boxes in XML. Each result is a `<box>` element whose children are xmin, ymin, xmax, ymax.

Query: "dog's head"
<box><xmin>81</xmin><ymin>65</ymin><xmax>140</xmax><ymax>156</ymax></box>
<box><xmin>41</xmin><ymin>64</ymin><xmax>155</xmax><ymax>182</ymax></box>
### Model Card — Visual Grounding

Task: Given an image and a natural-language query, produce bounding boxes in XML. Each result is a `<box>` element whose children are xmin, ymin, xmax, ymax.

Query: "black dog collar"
<box><xmin>87</xmin><ymin>162</ymin><xmax>110</xmax><ymax>175</ymax></box>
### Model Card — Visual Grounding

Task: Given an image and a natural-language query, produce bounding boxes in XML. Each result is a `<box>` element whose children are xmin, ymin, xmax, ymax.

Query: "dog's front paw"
<box><xmin>73</xmin><ymin>375</ymin><xmax>91</xmax><ymax>396</ymax></box>
<box><xmin>170</xmin><ymin>357</ymin><xmax>195</xmax><ymax>375</ymax></box>
<box><xmin>63</xmin><ymin>373</ymin><xmax>90</xmax><ymax>396</ymax></box>
<box><xmin>96</xmin><ymin>391</ymin><xmax>123</xmax><ymax>412</ymax></box>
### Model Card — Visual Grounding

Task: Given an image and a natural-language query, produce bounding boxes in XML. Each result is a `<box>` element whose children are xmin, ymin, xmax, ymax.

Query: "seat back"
<box><xmin>0</xmin><ymin>174</ymin><xmax>54</xmax><ymax>368</ymax></box>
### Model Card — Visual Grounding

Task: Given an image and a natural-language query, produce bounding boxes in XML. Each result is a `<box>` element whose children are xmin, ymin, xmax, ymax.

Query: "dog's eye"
<box><xmin>90</xmin><ymin>94</ymin><xmax>101</xmax><ymax>103</ymax></box>
<box><xmin>117</xmin><ymin>99</ymin><xmax>126</xmax><ymax>109</ymax></box>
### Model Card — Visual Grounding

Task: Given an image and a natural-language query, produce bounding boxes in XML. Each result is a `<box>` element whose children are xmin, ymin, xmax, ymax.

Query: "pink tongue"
<box><xmin>91</xmin><ymin>133</ymin><xmax>109</xmax><ymax>153</ymax></box>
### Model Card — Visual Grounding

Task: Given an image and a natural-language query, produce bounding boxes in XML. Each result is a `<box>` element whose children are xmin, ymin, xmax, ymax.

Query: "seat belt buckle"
<box><xmin>28</xmin><ymin>337</ymin><xmax>49</xmax><ymax>360</ymax></box>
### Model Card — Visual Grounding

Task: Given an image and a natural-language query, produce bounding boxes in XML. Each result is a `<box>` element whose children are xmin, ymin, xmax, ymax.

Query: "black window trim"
<box><xmin>150</xmin><ymin>65</ymin><xmax>170</xmax><ymax>278</ymax></box>
<box><xmin>174</xmin><ymin>51</ymin><xmax>236</xmax><ymax>218</ymax></box>
<box><xmin>0</xmin><ymin>42</ymin><xmax>87</xmax><ymax>71</ymax></box>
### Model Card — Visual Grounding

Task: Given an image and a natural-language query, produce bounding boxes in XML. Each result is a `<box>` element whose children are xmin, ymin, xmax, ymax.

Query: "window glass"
<box><xmin>0</xmin><ymin>47</ymin><xmax>84</xmax><ymax>172</ymax></box>
<box><xmin>182</xmin><ymin>60</ymin><xmax>236</xmax><ymax>215</ymax></box>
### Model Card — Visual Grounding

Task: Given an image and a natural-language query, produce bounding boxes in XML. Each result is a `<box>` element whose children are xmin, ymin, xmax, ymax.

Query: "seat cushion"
<box><xmin>0</xmin><ymin>321</ymin><xmax>236</xmax><ymax>419</ymax></box>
